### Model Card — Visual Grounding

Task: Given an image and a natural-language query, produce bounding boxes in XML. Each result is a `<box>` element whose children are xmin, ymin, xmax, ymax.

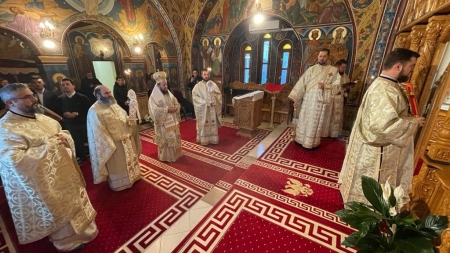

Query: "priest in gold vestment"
<box><xmin>87</xmin><ymin>85</ymin><xmax>141</xmax><ymax>191</ymax></box>
<box><xmin>149</xmin><ymin>71</ymin><xmax>182</xmax><ymax>162</ymax></box>
<box><xmin>288</xmin><ymin>48</ymin><xmax>341</xmax><ymax>148</ymax></box>
<box><xmin>339</xmin><ymin>48</ymin><xmax>425</xmax><ymax>204</ymax></box>
<box><xmin>0</xmin><ymin>83</ymin><xmax>97</xmax><ymax>252</ymax></box>
<box><xmin>192</xmin><ymin>69</ymin><xmax>222</xmax><ymax>145</ymax></box>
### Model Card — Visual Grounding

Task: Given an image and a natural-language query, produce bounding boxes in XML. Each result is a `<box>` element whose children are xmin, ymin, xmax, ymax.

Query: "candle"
<box><xmin>404</xmin><ymin>82</ymin><xmax>419</xmax><ymax>116</ymax></box>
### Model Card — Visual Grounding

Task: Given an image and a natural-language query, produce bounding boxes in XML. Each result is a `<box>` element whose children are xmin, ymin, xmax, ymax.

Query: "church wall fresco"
<box><xmin>0</xmin><ymin>0</ymin><xmax>406</xmax><ymax>108</ymax></box>
<box><xmin>193</xmin><ymin>0</ymin><xmax>354</xmax><ymax>87</ymax></box>
<box><xmin>0</xmin><ymin>0</ymin><xmax>178</xmax><ymax>65</ymax></box>
<box><xmin>67</xmin><ymin>29</ymin><xmax>118</xmax><ymax>80</ymax></box>
<box><xmin>0</xmin><ymin>0</ymin><xmax>183</xmax><ymax>87</ymax></box>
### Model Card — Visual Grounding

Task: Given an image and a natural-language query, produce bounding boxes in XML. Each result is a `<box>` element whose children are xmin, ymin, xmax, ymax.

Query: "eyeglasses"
<box><xmin>13</xmin><ymin>93</ymin><xmax>37</xmax><ymax>100</ymax></box>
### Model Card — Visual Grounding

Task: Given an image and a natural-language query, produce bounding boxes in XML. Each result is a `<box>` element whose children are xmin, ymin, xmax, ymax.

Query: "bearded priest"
<box><xmin>87</xmin><ymin>85</ymin><xmax>141</xmax><ymax>191</ymax></box>
<box><xmin>149</xmin><ymin>71</ymin><xmax>182</xmax><ymax>162</ymax></box>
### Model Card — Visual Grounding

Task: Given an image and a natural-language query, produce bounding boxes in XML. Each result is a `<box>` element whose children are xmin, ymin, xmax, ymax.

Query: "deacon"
<box><xmin>87</xmin><ymin>85</ymin><xmax>142</xmax><ymax>191</ymax></box>
<box><xmin>321</xmin><ymin>59</ymin><xmax>357</xmax><ymax>138</ymax></box>
<box><xmin>339</xmin><ymin>48</ymin><xmax>425</xmax><ymax>204</ymax></box>
<box><xmin>192</xmin><ymin>69</ymin><xmax>222</xmax><ymax>145</ymax></box>
<box><xmin>288</xmin><ymin>48</ymin><xmax>341</xmax><ymax>149</ymax></box>
<box><xmin>148</xmin><ymin>71</ymin><xmax>182</xmax><ymax>162</ymax></box>
<box><xmin>0</xmin><ymin>83</ymin><xmax>98</xmax><ymax>252</ymax></box>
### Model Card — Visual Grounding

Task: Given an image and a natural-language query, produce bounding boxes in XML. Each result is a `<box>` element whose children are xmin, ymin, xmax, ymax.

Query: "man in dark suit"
<box><xmin>55</xmin><ymin>78</ymin><xmax>91</xmax><ymax>164</ymax></box>
<box><xmin>30</xmin><ymin>75</ymin><xmax>58</xmax><ymax>111</ymax></box>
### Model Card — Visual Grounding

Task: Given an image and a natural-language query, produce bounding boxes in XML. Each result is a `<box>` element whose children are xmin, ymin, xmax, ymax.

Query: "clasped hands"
<box><xmin>56</xmin><ymin>133</ymin><xmax>70</xmax><ymax>147</ymax></box>
<box><xmin>63</xmin><ymin>112</ymin><xmax>78</xmax><ymax>118</ymax></box>
<box><xmin>167</xmin><ymin>107</ymin><xmax>177</xmax><ymax>113</ymax></box>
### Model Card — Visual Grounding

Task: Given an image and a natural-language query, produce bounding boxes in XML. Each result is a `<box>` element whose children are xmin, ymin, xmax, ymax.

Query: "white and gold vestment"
<box><xmin>0</xmin><ymin>112</ymin><xmax>96</xmax><ymax>245</ymax></box>
<box><xmin>339</xmin><ymin>76</ymin><xmax>420</xmax><ymax>204</ymax></box>
<box><xmin>87</xmin><ymin>102</ymin><xmax>141</xmax><ymax>191</ymax></box>
<box><xmin>149</xmin><ymin>86</ymin><xmax>182</xmax><ymax>162</ymax></box>
<box><xmin>322</xmin><ymin>73</ymin><xmax>349</xmax><ymax>138</ymax></box>
<box><xmin>288</xmin><ymin>64</ymin><xmax>340</xmax><ymax>148</ymax></box>
<box><xmin>192</xmin><ymin>80</ymin><xmax>222</xmax><ymax>145</ymax></box>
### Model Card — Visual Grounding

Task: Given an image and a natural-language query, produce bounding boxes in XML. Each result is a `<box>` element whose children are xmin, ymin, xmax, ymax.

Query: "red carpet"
<box><xmin>173</xmin><ymin>125</ymin><xmax>355</xmax><ymax>252</ymax></box>
<box><xmin>140</xmin><ymin>120</ymin><xmax>271</xmax><ymax>166</ymax></box>
<box><xmin>239</xmin><ymin>161</ymin><xmax>343</xmax><ymax>212</ymax></box>
<box><xmin>140</xmin><ymin>120</ymin><xmax>269</xmax><ymax>191</ymax></box>
<box><xmin>1</xmin><ymin>160</ymin><xmax>202</xmax><ymax>253</ymax></box>
<box><xmin>259</xmin><ymin>127</ymin><xmax>344</xmax><ymax>183</ymax></box>
<box><xmin>173</xmin><ymin>186</ymin><xmax>354</xmax><ymax>253</ymax></box>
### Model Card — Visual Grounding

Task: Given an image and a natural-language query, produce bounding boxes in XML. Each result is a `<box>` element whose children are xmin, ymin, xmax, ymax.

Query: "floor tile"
<box><xmin>163</xmin><ymin>212</ymin><xmax>191</xmax><ymax>236</ymax></box>
<box><xmin>202</xmin><ymin>187</ymin><xmax>226</xmax><ymax>206</ymax></box>
<box><xmin>143</xmin><ymin>237</ymin><xmax>162</xmax><ymax>253</ymax></box>
<box><xmin>160</xmin><ymin>231</ymin><xmax>190</xmax><ymax>253</ymax></box>
<box><xmin>189</xmin><ymin>206</ymin><xmax>213</xmax><ymax>230</ymax></box>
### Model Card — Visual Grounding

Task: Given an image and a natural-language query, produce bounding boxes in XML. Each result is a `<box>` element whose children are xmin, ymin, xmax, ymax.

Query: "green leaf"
<box><xmin>345</xmin><ymin>201</ymin><xmax>372</xmax><ymax>211</ymax></box>
<box><xmin>394</xmin><ymin>237</ymin><xmax>435</xmax><ymax>253</ymax></box>
<box><xmin>342</xmin><ymin>231</ymin><xmax>360</xmax><ymax>247</ymax></box>
<box><xmin>335</xmin><ymin>210</ymin><xmax>380</xmax><ymax>231</ymax></box>
<box><xmin>361</xmin><ymin>176</ymin><xmax>389</xmax><ymax>216</ymax></box>
<box><xmin>419</xmin><ymin>215</ymin><xmax>448</xmax><ymax>235</ymax></box>
<box><xmin>401</xmin><ymin>226</ymin><xmax>438</xmax><ymax>239</ymax></box>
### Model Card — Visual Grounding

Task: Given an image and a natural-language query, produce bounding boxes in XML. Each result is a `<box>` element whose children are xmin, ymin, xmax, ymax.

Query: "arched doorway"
<box><xmin>60</xmin><ymin>20</ymin><xmax>131</xmax><ymax>87</ymax></box>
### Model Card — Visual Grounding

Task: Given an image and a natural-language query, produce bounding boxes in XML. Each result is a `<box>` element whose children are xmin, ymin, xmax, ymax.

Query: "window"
<box><xmin>260</xmin><ymin>33</ymin><xmax>271</xmax><ymax>84</ymax></box>
<box><xmin>242</xmin><ymin>45</ymin><xmax>252</xmax><ymax>83</ymax></box>
<box><xmin>278</xmin><ymin>42</ymin><xmax>292</xmax><ymax>84</ymax></box>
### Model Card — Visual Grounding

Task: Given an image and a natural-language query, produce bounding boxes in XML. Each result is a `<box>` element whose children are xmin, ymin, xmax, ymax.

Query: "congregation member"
<box><xmin>80</xmin><ymin>71</ymin><xmax>101</xmax><ymax>105</ymax></box>
<box><xmin>56</xmin><ymin>78</ymin><xmax>91</xmax><ymax>164</ymax></box>
<box><xmin>288</xmin><ymin>48</ymin><xmax>341</xmax><ymax>149</ymax></box>
<box><xmin>192</xmin><ymin>69</ymin><xmax>222</xmax><ymax>145</ymax></box>
<box><xmin>187</xmin><ymin>69</ymin><xmax>202</xmax><ymax>89</ymax></box>
<box><xmin>0</xmin><ymin>78</ymin><xmax>8</xmax><ymax>113</ymax></box>
<box><xmin>339</xmin><ymin>48</ymin><xmax>425</xmax><ymax>204</ymax></box>
<box><xmin>30</xmin><ymin>75</ymin><xmax>58</xmax><ymax>111</ymax></box>
<box><xmin>0</xmin><ymin>83</ymin><xmax>98</xmax><ymax>252</ymax></box>
<box><xmin>0</xmin><ymin>78</ymin><xmax>8</xmax><ymax>88</ymax></box>
<box><xmin>87</xmin><ymin>85</ymin><xmax>142</xmax><ymax>191</ymax></box>
<box><xmin>148</xmin><ymin>71</ymin><xmax>182</xmax><ymax>162</ymax></box>
<box><xmin>321</xmin><ymin>59</ymin><xmax>357</xmax><ymax>138</ymax></box>
<box><xmin>113</xmin><ymin>76</ymin><xmax>129</xmax><ymax>113</ymax></box>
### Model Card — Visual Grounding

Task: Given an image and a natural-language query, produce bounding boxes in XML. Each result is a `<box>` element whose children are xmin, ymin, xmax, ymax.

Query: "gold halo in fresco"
<box><xmin>52</xmin><ymin>73</ymin><xmax>66</xmax><ymax>83</ymax></box>
<box><xmin>201</xmin><ymin>38</ymin><xmax>209</xmax><ymax>46</ymax></box>
<box><xmin>308</xmin><ymin>29</ymin><xmax>322</xmax><ymax>40</ymax></box>
<box><xmin>213</xmin><ymin>37</ymin><xmax>221</xmax><ymax>46</ymax></box>
<box><xmin>332</xmin><ymin>26</ymin><xmax>347</xmax><ymax>39</ymax></box>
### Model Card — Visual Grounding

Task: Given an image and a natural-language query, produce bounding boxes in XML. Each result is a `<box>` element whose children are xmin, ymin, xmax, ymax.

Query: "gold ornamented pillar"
<box><xmin>410</xmin><ymin>109</ymin><xmax>450</xmax><ymax>251</ymax></box>
<box><xmin>409</xmin><ymin>16</ymin><xmax>448</xmax><ymax>100</ymax></box>
<box><xmin>409</xmin><ymin>25</ymin><xmax>427</xmax><ymax>52</ymax></box>
<box><xmin>393</xmin><ymin>32</ymin><xmax>411</xmax><ymax>49</ymax></box>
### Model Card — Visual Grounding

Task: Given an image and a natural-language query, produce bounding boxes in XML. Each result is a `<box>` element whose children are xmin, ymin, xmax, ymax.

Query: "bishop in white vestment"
<box><xmin>288</xmin><ymin>49</ymin><xmax>340</xmax><ymax>148</ymax></box>
<box><xmin>87</xmin><ymin>85</ymin><xmax>141</xmax><ymax>191</ymax></box>
<box><xmin>149</xmin><ymin>71</ymin><xmax>182</xmax><ymax>162</ymax></box>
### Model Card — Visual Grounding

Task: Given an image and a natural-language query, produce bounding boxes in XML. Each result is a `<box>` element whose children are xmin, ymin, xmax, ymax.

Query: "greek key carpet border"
<box><xmin>139</xmin><ymin>125</ymin><xmax>269</xmax><ymax>167</ymax></box>
<box><xmin>175</xmin><ymin>189</ymin><xmax>355</xmax><ymax>253</ymax></box>
<box><xmin>235</xmin><ymin>179</ymin><xmax>350</xmax><ymax>228</ymax></box>
<box><xmin>115</xmin><ymin>166</ymin><xmax>202</xmax><ymax>253</ymax></box>
<box><xmin>260</xmin><ymin>128</ymin><xmax>340</xmax><ymax>181</ymax></box>
<box><xmin>140</xmin><ymin>154</ymin><xmax>214</xmax><ymax>192</ymax></box>
<box><xmin>254</xmin><ymin>160</ymin><xmax>340</xmax><ymax>189</ymax></box>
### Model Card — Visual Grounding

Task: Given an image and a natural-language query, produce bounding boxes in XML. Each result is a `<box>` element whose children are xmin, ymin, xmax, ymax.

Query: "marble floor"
<box><xmin>142</xmin><ymin>116</ymin><xmax>289</xmax><ymax>253</ymax></box>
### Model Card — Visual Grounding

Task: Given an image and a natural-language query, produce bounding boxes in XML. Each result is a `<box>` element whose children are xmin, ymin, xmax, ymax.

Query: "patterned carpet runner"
<box><xmin>174</xmin><ymin>127</ymin><xmax>356</xmax><ymax>253</ymax></box>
